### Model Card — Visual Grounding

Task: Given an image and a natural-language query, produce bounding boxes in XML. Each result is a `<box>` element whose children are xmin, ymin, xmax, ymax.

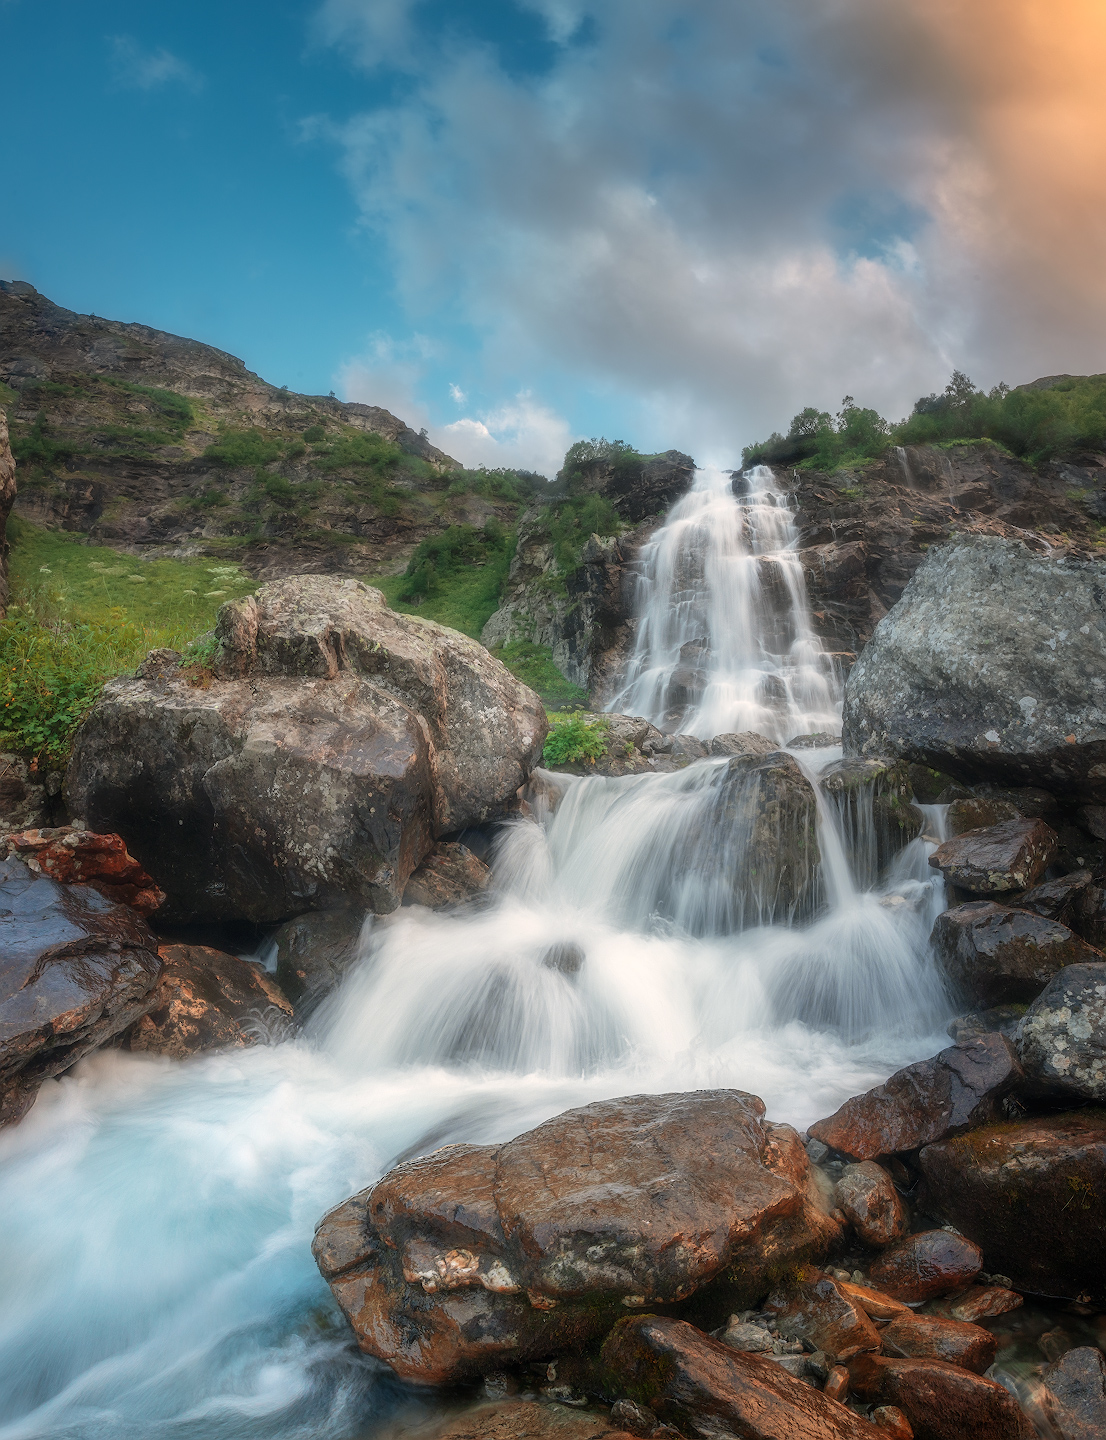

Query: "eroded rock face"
<box><xmin>834</xmin><ymin>1162</ymin><xmax>907</xmax><ymax>1247</ymax></box>
<box><xmin>818</xmin><ymin>759</ymin><xmax>922</xmax><ymax>886</ymax></box>
<box><xmin>917</xmin><ymin>1112</ymin><xmax>1106</xmax><ymax>1302</ymax></box>
<box><xmin>865</xmin><ymin>1231</ymin><xmax>982</xmax><ymax>1304</ymax></box>
<box><xmin>0</xmin><ymin>858</ymin><xmax>162</xmax><ymax>1125</ymax></box>
<box><xmin>846</xmin><ymin>1354</ymin><xmax>1035</xmax><ymax>1440</ymax></box>
<box><xmin>0</xmin><ymin>411</ymin><xmax>16</xmax><ymax>614</ymax></box>
<box><xmin>402</xmin><ymin>841</ymin><xmax>491</xmax><ymax>909</ymax></box>
<box><xmin>119</xmin><ymin>944</ymin><xmax>292</xmax><ymax>1058</ymax></box>
<box><xmin>931</xmin><ymin>902</ymin><xmax>1101</xmax><ymax>1007</ymax></box>
<box><xmin>66</xmin><ymin>578</ymin><xmax>546</xmax><ymax>923</ymax></box>
<box><xmin>842</xmin><ymin>538</ymin><xmax>1106</xmax><ymax>801</ymax></box>
<box><xmin>1014</xmin><ymin>963</ymin><xmax>1106</xmax><ymax>1102</ymax></box>
<box><xmin>312</xmin><ymin>1091</ymin><xmax>842</xmax><ymax>1384</ymax></box>
<box><xmin>928</xmin><ymin>819</ymin><xmax>1057</xmax><ymax>896</ymax></box>
<box><xmin>807</xmin><ymin>1036</ymin><xmax>1022</xmax><ymax>1161</ymax></box>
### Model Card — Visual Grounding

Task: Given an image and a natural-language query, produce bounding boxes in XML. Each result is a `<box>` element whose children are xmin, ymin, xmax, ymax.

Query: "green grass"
<box><xmin>542</xmin><ymin>711</ymin><xmax>609</xmax><ymax>765</ymax></box>
<box><xmin>372</xmin><ymin>560</ymin><xmax>509</xmax><ymax>640</ymax></box>
<box><xmin>490</xmin><ymin>641</ymin><xmax>588</xmax><ymax>708</ymax></box>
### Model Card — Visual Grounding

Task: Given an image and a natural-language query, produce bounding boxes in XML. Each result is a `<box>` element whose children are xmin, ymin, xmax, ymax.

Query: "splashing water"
<box><xmin>607</xmin><ymin>465</ymin><xmax>841</xmax><ymax>741</ymax></box>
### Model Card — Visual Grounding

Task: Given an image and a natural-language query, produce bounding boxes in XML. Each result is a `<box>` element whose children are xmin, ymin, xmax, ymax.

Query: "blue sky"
<box><xmin>4</xmin><ymin>1</ymin><xmax>1106</xmax><ymax>473</ymax></box>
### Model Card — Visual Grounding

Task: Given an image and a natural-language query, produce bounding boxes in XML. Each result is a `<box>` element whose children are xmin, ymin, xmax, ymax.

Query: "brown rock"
<box><xmin>880</xmin><ymin>1315</ymin><xmax>997</xmax><ymax>1374</ymax></box>
<box><xmin>601</xmin><ymin>1314</ymin><xmax>881</xmax><ymax>1439</ymax></box>
<box><xmin>945</xmin><ymin>798</ymin><xmax>1022</xmax><ymax>836</ymax></box>
<box><xmin>847</xmin><ymin>1354</ymin><xmax>1035</xmax><ymax>1440</ymax></box>
<box><xmin>1069</xmin><ymin>870</ymin><xmax>1106</xmax><ymax>949</ymax></box>
<box><xmin>933</xmin><ymin>1285</ymin><xmax>1023</xmax><ymax>1324</ymax></box>
<box><xmin>1039</xmin><ymin>1346</ymin><xmax>1106</xmax><ymax>1440</ymax></box>
<box><xmin>866</xmin><ymin>1231</ymin><xmax>982</xmax><ymax>1304</ymax></box>
<box><xmin>837</xmin><ymin>1279</ymin><xmax>913</xmax><ymax>1321</ymax></box>
<box><xmin>119</xmin><ymin>944</ymin><xmax>292</xmax><ymax>1058</ymax></box>
<box><xmin>402</xmin><ymin>841</ymin><xmax>491</xmax><ymax>909</ymax></box>
<box><xmin>416</xmin><ymin>1400</ymin><xmax>622</xmax><ymax>1439</ymax></box>
<box><xmin>313</xmin><ymin>1091</ymin><xmax>842</xmax><ymax>1384</ymax></box>
<box><xmin>1016</xmin><ymin>869</ymin><xmax>1092</xmax><ymax>921</ymax></box>
<box><xmin>2</xmin><ymin>826</ymin><xmax>165</xmax><ymax>915</ymax></box>
<box><xmin>808</xmin><ymin>1035</ymin><xmax>1021</xmax><ymax>1160</ymax></box>
<box><xmin>871</xmin><ymin>1406</ymin><xmax>914</xmax><ymax>1438</ymax></box>
<box><xmin>931</xmin><ymin>902</ymin><xmax>1101</xmax><ymax>1007</ymax></box>
<box><xmin>834</xmin><ymin>1162</ymin><xmax>907</xmax><ymax>1246</ymax></box>
<box><xmin>917</xmin><ymin>1112</ymin><xmax>1106</xmax><ymax>1302</ymax></box>
<box><xmin>825</xmin><ymin>1365</ymin><xmax>849</xmax><ymax>1402</ymax></box>
<box><xmin>765</xmin><ymin>1271</ymin><xmax>882</xmax><ymax>1361</ymax></box>
<box><xmin>928</xmin><ymin>819</ymin><xmax>1058</xmax><ymax>895</ymax></box>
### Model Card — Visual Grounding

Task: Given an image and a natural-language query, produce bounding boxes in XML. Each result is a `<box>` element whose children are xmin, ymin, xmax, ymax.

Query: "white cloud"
<box><xmin>438</xmin><ymin>393</ymin><xmax>574</xmax><ymax>475</ymax></box>
<box><xmin>109</xmin><ymin>36</ymin><xmax>202</xmax><ymax>92</ymax></box>
<box><xmin>449</xmin><ymin>383</ymin><xmax>466</xmax><ymax>404</ymax></box>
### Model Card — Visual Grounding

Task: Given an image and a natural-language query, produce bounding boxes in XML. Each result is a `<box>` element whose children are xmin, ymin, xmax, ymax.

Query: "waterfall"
<box><xmin>608</xmin><ymin>465</ymin><xmax>841</xmax><ymax>741</ymax></box>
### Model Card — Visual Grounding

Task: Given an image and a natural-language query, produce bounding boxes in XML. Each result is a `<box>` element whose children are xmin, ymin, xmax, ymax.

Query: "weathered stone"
<box><xmin>709</xmin><ymin>731</ymin><xmax>777</xmax><ymax>758</ymax></box>
<box><xmin>1017</xmin><ymin>869</ymin><xmax>1093</xmax><ymax>921</ymax></box>
<box><xmin>1014</xmin><ymin>963</ymin><xmax>1106</xmax><ymax>1102</ymax></box>
<box><xmin>819</xmin><ymin>758</ymin><xmax>922</xmax><ymax>885</ymax></box>
<box><xmin>866</xmin><ymin>1231</ymin><xmax>982</xmax><ymax>1304</ymax></box>
<box><xmin>879</xmin><ymin>1315</ymin><xmax>997</xmax><ymax>1374</ymax></box>
<box><xmin>945</xmin><ymin>798</ymin><xmax>1022</xmax><ymax>836</ymax></box>
<box><xmin>847</xmin><ymin>1354</ymin><xmax>1035</xmax><ymax>1440</ymax></box>
<box><xmin>945</xmin><ymin>1005</ymin><xmax>1026</xmax><ymax>1044</ymax></box>
<box><xmin>312</xmin><ymin>1091</ymin><xmax>842</xmax><ymax>1384</ymax></box>
<box><xmin>1039</xmin><ymin>1347</ymin><xmax>1106</xmax><ymax>1440</ymax></box>
<box><xmin>870</xmin><ymin>1406</ymin><xmax>914</xmax><ymax>1439</ymax></box>
<box><xmin>837</xmin><ymin>1279</ymin><xmax>912</xmax><ymax>1321</ymax></box>
<box><xmin>0</xmin><ymin>857</ymin><xmax>162</xmax><ymax>1126</ymax></box>
<box><xmin>1068</xmin><ymin>869</ymin><xmax>1106</xmax><ymax>949</ymax></box>
<box><xmin>67</xmin><ymin>577</ymin><xmax>547</xmax><ymax>923</ymax></box>
<box><xmin>928</xmin><ymin>819</ymin><xmax>1058</xmax><ymax>896</ymax></box>
<box><xmin>118</xmin><ymin>944</ymin><xmax>292</xmax><ymax>1058</ymax></box>
<box><xmin>0</xmin><ymin>752</ymin><xmax>59</xmax><ymax>830</ymax></box>
<box><xmin>842</xmin><ymin>537</ymin><xmax>1106</xmax><ymax>802</ymax></box>
<box><xmin>601</xmin><ymin>1315</ymin><xmax>880</xmax><ymax>1440</ymax></box>
<box><xmin>719</xmin><ymin>1319</ymin><xmax>775</xmax><ymax>1353</ymax></box>
<box><xmin>403</xmin><ymin>841</ymin><xmax>492</xmax><ymax>909</ymax></box>
<box><xmin>764</xmin><ymin>1271</ymin><xmax>882</xmax><ymax>1361</ymax></box>
<box><xmin>272</xmin><ymin>907</ymin><xmax>367</xmax><ymax>1011</ymax></box>
<box><xmin>834</xmin><ymin>1162</ymin><xmax>907</xmax><ymax>1247</ymax></box>
<box><xmin>931</xmin><ymin>902</ymin><xmax>1102</xmax><ymax>1007</ymax></box>
<box><xmin>929</xmin><ymin>1285</ymin><xmax>1023</xmax><ymax>1324</ymax></box>
<box><xmin>1</xmin><ymin>827</ymin><xmax>165</xmax><ymax>915</ymax></box>
<box><xmin>917</xmin><ymin>1112</ymin><xmax>1106</xmax><ymax>1302</ymax></box>
<box><xmin>808</xmin><ymin>1036</ymin><xmax>1021</xmax><ymax>1160</ymax></box>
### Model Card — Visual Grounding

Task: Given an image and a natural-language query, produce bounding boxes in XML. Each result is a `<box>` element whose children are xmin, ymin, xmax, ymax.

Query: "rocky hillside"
<box><xmin>0</xmin><ymin>280</ymin><xmax>534</xmax><ymax>580</ymax></box>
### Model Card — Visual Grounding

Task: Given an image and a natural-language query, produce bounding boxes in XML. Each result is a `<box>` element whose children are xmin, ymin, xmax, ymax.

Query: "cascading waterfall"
<box><xmin>608</xmin><ymin>464</ymin><xmax>841</xmax><ymax>741</ymax></box>
<box><xmin>0</xmin><ymin>460</ymin><xmax>956</xmax><ymax>1440</ymax></box>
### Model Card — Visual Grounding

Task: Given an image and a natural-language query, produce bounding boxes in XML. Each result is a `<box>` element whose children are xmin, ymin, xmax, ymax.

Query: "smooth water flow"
<box><xmin>608</xmin><ymin>465</ymin><xmax>841</xmax><ymax>741</ymax></box>
<box><xmin>0</xmin><ymin>465</ymin><xmax>955</xmax><ymax>1440</ymax></box>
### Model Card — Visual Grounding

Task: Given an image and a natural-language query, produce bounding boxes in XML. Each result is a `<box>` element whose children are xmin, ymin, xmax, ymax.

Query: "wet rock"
<box><xmin>0</xmin><ymin>857</ymin><xmax>162</xmax><ymax>1126</ymax></box>
<box><xmin>119</xmin><ymin>944</ymin><xmax>292</xmax><ymax>1058</ymax></box>
<box><xmin>719</xmin><ymin>1319</ymin><xmax>775</xmax><ymax>1353</ymax></box>
<box><xmin>808</xmin><ymin>1035</ymin><xmax>1022</xmax><ymax>1160</ymax></box>
<box><xmin>1039</xmin><ymin>1346</ymin><xmax>1106</xmax><ymax>1440</ymax></box>
<box><xmin>715</xmin><ymin>749</ymin><xmax>823</xmax><ymax>925</ymax></box>
<box><xmin>788</xmin><ymin>732</ymin><xmax>842</xmax><ymax>749</ymax></box>
<box><xmin>709</xmin><ymin>731</ymin><xmax>777</xmax><ymax>758</ymax></box>
<box><xmin>837</xmin><ymin>1279</ymin><xmax>912</xmax><ymax>1321</ymax></box>
<box><xmin>1016</xmin><ymin>869</ymin><xmax>1093</xmax><ymax>921</ymax></box>
<box><xmin>917</xmin><ymin>1111</ymin><xmax>1106</xmax><ymax>1302</ymax></box>
<box><xmin>1068</xmin><ymin>869</ymin><xmax>1106</xmax><ymax>949</ymax></box>
<box><xmin>931</xmin><ymin>902</ymin><xmax>1101</xmax><ymax>1007</ymax></box>
<box><xmin>421</xmin><ymin>1400</ymin><xmax>624</xmax><ymax>1439</ymax></box>
<box><xmin>607</xmin><ymin>1399</ymin><xmax>658</xmax><ymax>1435</ymax></box>
<box><xmin>842</xmin><ymin>537</ymin><xmax>1106</xmax><ymax>803</ymax></box>
<box><xmin>945</xmin><ymin>797</ymin><xmax>1022</xmax><ymax>836</ymax></box>
<box><xmin>929</xmin><ymin>1285</ymin><xmax>1023</xmax><ymax>1324</ymax></box>
<box><xmin>869</xmin><ymin>1406</ymin><xmax>914</xmax><ymax>1439</ymax></box>
<box><xmin>846</xmin><ymin>1353</ymin><xmax>1035</xmax><ymax>1440</ymax></box>
<box><xmin>819</xmin><ymin>758</ymin><xmax>922</xmax><ymax>885</ymax></box>
<box><xmin>764</xmin><ymin>1271</ymin><xmax>882</xmax><ymax>1361</ymax></box>
<box><xmin>67</xmin><ymin>577</ymin><xmax>547</xmax><ymax>923</ymax></box>
<box><xmin>601</xmin><ymin>1314</ymin><xmax>880</xmax><ymax>1440</ymax></box>
<box><xmin>865</xmin><ymin>1231</ymin><xmax>983</xmax><ymax>1304</ymax></box>
<box><xmin>945</xmin><ymin>1005</ymin><xmax>1025</xmax><ymax>1043</ymax></box>
<box><xmin>834</xmin><ymin>1162</ymin><xmax>907</xmax><ymax>1247</ymax></box>
<box><xmin>928</xmin><ymin>819</ymin><xmax>1058</xmax><ymax>896</ymax></box>
<box><xmin>879</xmin><ymin>1315</ymin><xmax>997</xmax><ymax>1374</ymax></box>
<box><xmin>312</xmin><ymin>1090</ymin><xmax>842</xmax><ymax>1383</ymax></box>
<box><xmin>1</xmin><ymin>826</ymin><xmax>165</xmax><ymax>915</ymax></box>
<box><xmin>1015</xmin><ymin>963</ymin><xmax>1106</xmax><ymax>1102</ymax></box>
<box><xmin>403</xmin><ymin>841</ymin><xmax>492</xmax><ymax>909</ymax></box>
<box><xmin>0</xmin><ymin>752</ymin><xmax>59</xmax><ymax>829</ymax></box>
<box><xmin>272</xmin><ymin>906</ymin><xmax>367</xmax><ymax>1011</ymax></box>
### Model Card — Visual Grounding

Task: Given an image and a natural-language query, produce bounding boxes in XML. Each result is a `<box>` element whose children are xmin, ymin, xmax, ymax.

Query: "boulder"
<box><xmin>1039</xmin><ymin>1347</ymin><xmax>1106</xmax><ymax>1440</ymax></box>
<box><xmin>931</xmin><ymin>902</ymin><xmax>1102</xmax><ymax>1007</ymax></box>
<box><xmin>1014</xmin><ymin>963</ymin><xmax>1106</xmax><ymax>1102</ymax></box>
<box><xmin>312</xmin><ymin>1090</ymin><xmax>842</xmax><ymax>1384</ymax></box>
<box><xmin>0</xmin><ymin>857</ymin><xmax>162</xmax><ymax>1125</ymax></box>
<box><xmin>945</xmin><ymin>1005</ymin><xmax>1025</xmax><ymax>1044</ymax></box>
<box><xmin>878</xmin><ymin>1315</ymin><xmax>997</xmax><ymax>1374</ymax></box>
<box><xmin>927</xmin><ymin>819</ymin><xmax>1058</xmax><ymax>896</ymax></box>
<box><xmin>927</xmin><ymin>1285</ymin><xmax>1023</xmax><ymax>1324</ymax></box>
<box><xmin>833</xmin><ymin>1162</ymin><xmax>907</xmax><ymax>1247</ymax></box>
<box><xmin>118</xmin><ymin>944</ymin><xmax>292</xmax><ymax>1058</ymax></box>
<box><xmin>1015</xmin><ymin>869</ymin><xmax>1092</xmax><ymax>921</ymax></box>
<box><xmin>944</xmin><ymin>797</ymin><xmax>1022</xmax><ymax>836</ymax></box>
<box><xmin>818</xmin><ymin>758</ymin><xmax>922</xmax><ymax>886</ymax></box>
<box><xmin>600</xmin><ymin>1314</ymin><xmax>880</xmax><ymax>1440</ymax></box>
<box><xmin>842</xmin><ymin>538</ymin><xmax>1106</xmax><ymax>801</ymax></box>
<box><xmin>66</xmin><ymin>577</ymin><xmax>547</xmax><ymax>923</ymax></box>
<box><xmin>763</xmin><ymin>1271</ymin><xmax>882</xmax><ymax>1361</ymax></box>
<box><xmin>807</xmin><ymin>1035</ymin><xmax>1022</xmax><ymax>1160</ymax></box>
<box><xmin>709</xmin><ymin>731</ymin><xmax>777</xmax><ymax>758</ymax></box>
<box><xmin>837</xmin><ymin>1279</ymin><xmax>912</xmax><ymax>1321</ymax></box>
<box><xmin>403</xmin><ymin>841</ymin><xmax>492</xmax><ymax>909</ymax></box>
<box><xmin>272</xmin><ymin>907</ymin><xmax>367</xmax><ymax>1012</ymax></box>
<box><xmin>870</xmin><ymin>1407</ymin><xmax>914</xmax><ymax>1439</ymax></box>
<box><xmin>846</xmin><ymin>1354</ymin><xmax>1035</xmax><ymax>1440</ymax></box>
<box><xmin>1</xmin><ymin>826</ymin><xmax>165</xmax><ymax>915</ymax></box>
<box><xmin>917</xmin><ymin>1112</ymin><xmax>1106</xmax><ymax>1302</ymax></box>
<box><xmin>865</xmin><ymin>1231</ymin><xmax>982</xmax><ymax>1304</ymax></box>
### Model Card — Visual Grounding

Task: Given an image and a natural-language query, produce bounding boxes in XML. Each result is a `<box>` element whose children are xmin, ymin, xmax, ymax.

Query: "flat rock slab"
<box><xmin>931</xmin><ymin>902</ymin><xmax>1101</xmax><ymax>1007</ymax></box>
<box><xmin>928</xmin><ymin>819</ymin><xmax>1057</xmax><ymax>895</ymax></box>
<box><xmin>312</xmin><ymin>1090</ymin><xmax>841</xmax><ymax>1383</ymax></box>
<box><xmin>879</xmin><ymin>1314</ymin><xmax>997</xmax><ymax>1374</ymax></box>
<box><xmin>866</xmin><ymin>1231</ymin><xmax>982</xmax><ymax>1304</ymax></box>
<box><xmin>847</xmin><ymin>1353</ymin><xmax>1035</xmax><ymax>1440</ymax></box>
<box><xmin>601</xmin><ymin>1315</ymin><xmax>879</xmax><ymax>1440</ymax></box>
<box><xmin>0</xmin><ymin>857</ymin><xmax>162</xmax><ymax>1126</ymax></box>
<box><xmin>808</xmin><ymin>1035</ymin><xmax>1021</xmax><ymax>1160</ymax></box>
<box><xmin>1015</xmin><ymin>962</ymin><xmax>1106</xmax><ymax>1103</ymax></box>
<box><xmin>917</xmin><ymin>1111</ymin><xmax>1106</xmax><ymax>1303</ymax></box>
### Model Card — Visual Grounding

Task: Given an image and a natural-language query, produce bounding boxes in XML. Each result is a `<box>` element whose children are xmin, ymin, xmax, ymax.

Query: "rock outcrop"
<box><xmin>66</xmin><ymin>577</ymin><xmax>547</xmax><ymax>923</ymax></box>
<box><xmin>842</xmin><ymin>538</ymin><xmax>1106</xmax><ymax>800</ymax></box>
<box><xmin>312</xmin><ymin>1090</ymin><xmax>841</xmax><ymax>1384</ymax></box>
<box><xmin>402</xmin><ymin>841</ymin><xmax>492</xmax><ymax>909</ymax></box>
<box><xmin>931</xmin><ymin>902</ymin><xmax>1102</xmax><ymax>1007</ymax></box>
<box><xmin>0</xmin><ymin>409</ymin><xmax>16</xmax><ymax>613</ymax></box>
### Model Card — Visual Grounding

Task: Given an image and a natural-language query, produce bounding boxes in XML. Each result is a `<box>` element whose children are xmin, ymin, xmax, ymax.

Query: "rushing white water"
<box><xmin>607</xmin><ymin>464</ymin><xmax>841</xmax><ymax>741</ymax></box>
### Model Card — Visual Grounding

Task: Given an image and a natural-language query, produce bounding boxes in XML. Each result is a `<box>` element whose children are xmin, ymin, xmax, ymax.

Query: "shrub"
<box><xmin>0</xmin><ymin>612</ymin><xmax>116</xmax><ymax>764</ymax></box>
<box><xmin>204</xmin><ymin>427</ymin><xmax>284</xmax><ymax>468</ymax></box>
<box><xmin>545</xmin><ymin>493</ymin><xmax>622</xmax><ymax>577</ymax></box>
<box><xmin>542</xmin><ymin>712</ymin><xmax>608</xmax><ymax>766</ymax></box>
<box><xmin>302</xmin><ymin>424</ymin><xmax>327</xmax><ymax>443</ymax></box>
<box><xmin>396</xmin><ymin>521</ymin><xmax>512</xmax><ymax>603</ymax></box>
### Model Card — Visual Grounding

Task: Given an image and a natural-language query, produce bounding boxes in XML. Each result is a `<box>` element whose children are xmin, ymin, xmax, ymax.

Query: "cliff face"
<box><xmin>0</xmin><ymin>410</ymin><xmax>15</xmax><ymax>613</ymax></box>
<box><xmin>0</xmin><ymin>281</ymin><xmax>499</xmax><ymax>580</ymax></box>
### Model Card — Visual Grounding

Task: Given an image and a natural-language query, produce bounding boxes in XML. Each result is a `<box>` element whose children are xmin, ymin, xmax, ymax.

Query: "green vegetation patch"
<box><xmin>204</xmin><ymin>427</ymin><xmax>285</xmax><ymax>468</ymax></box>
<box><xmin>490</xmin><ymin>641</ymin><xmax>588</xmax><ymax>709</ymax></box>
<box><xmin>369</xmin><ymin>520</ymin><xmax>516</xmax><ymax>639</ymax></box>
<box><xmin>542</xmin><ymin>711</ymin><xmax>609</xmax><ymax>766</ymax></box>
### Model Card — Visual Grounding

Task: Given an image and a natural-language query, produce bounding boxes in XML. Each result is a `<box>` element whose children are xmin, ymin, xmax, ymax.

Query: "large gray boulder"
<box><xmin>1015</xmin><ymin>962</ymin><xmax>1106</xmax><ymax>1102</ymax></box>
<box><xmin>67</xmin><ymin>577</ymin><xmax>547</xmax><ymax>923</ymax></box>
<box><xmin>842</xmin><ymin>538</ymin><xmax>1106</xmax><ymax>799</ymax></box>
